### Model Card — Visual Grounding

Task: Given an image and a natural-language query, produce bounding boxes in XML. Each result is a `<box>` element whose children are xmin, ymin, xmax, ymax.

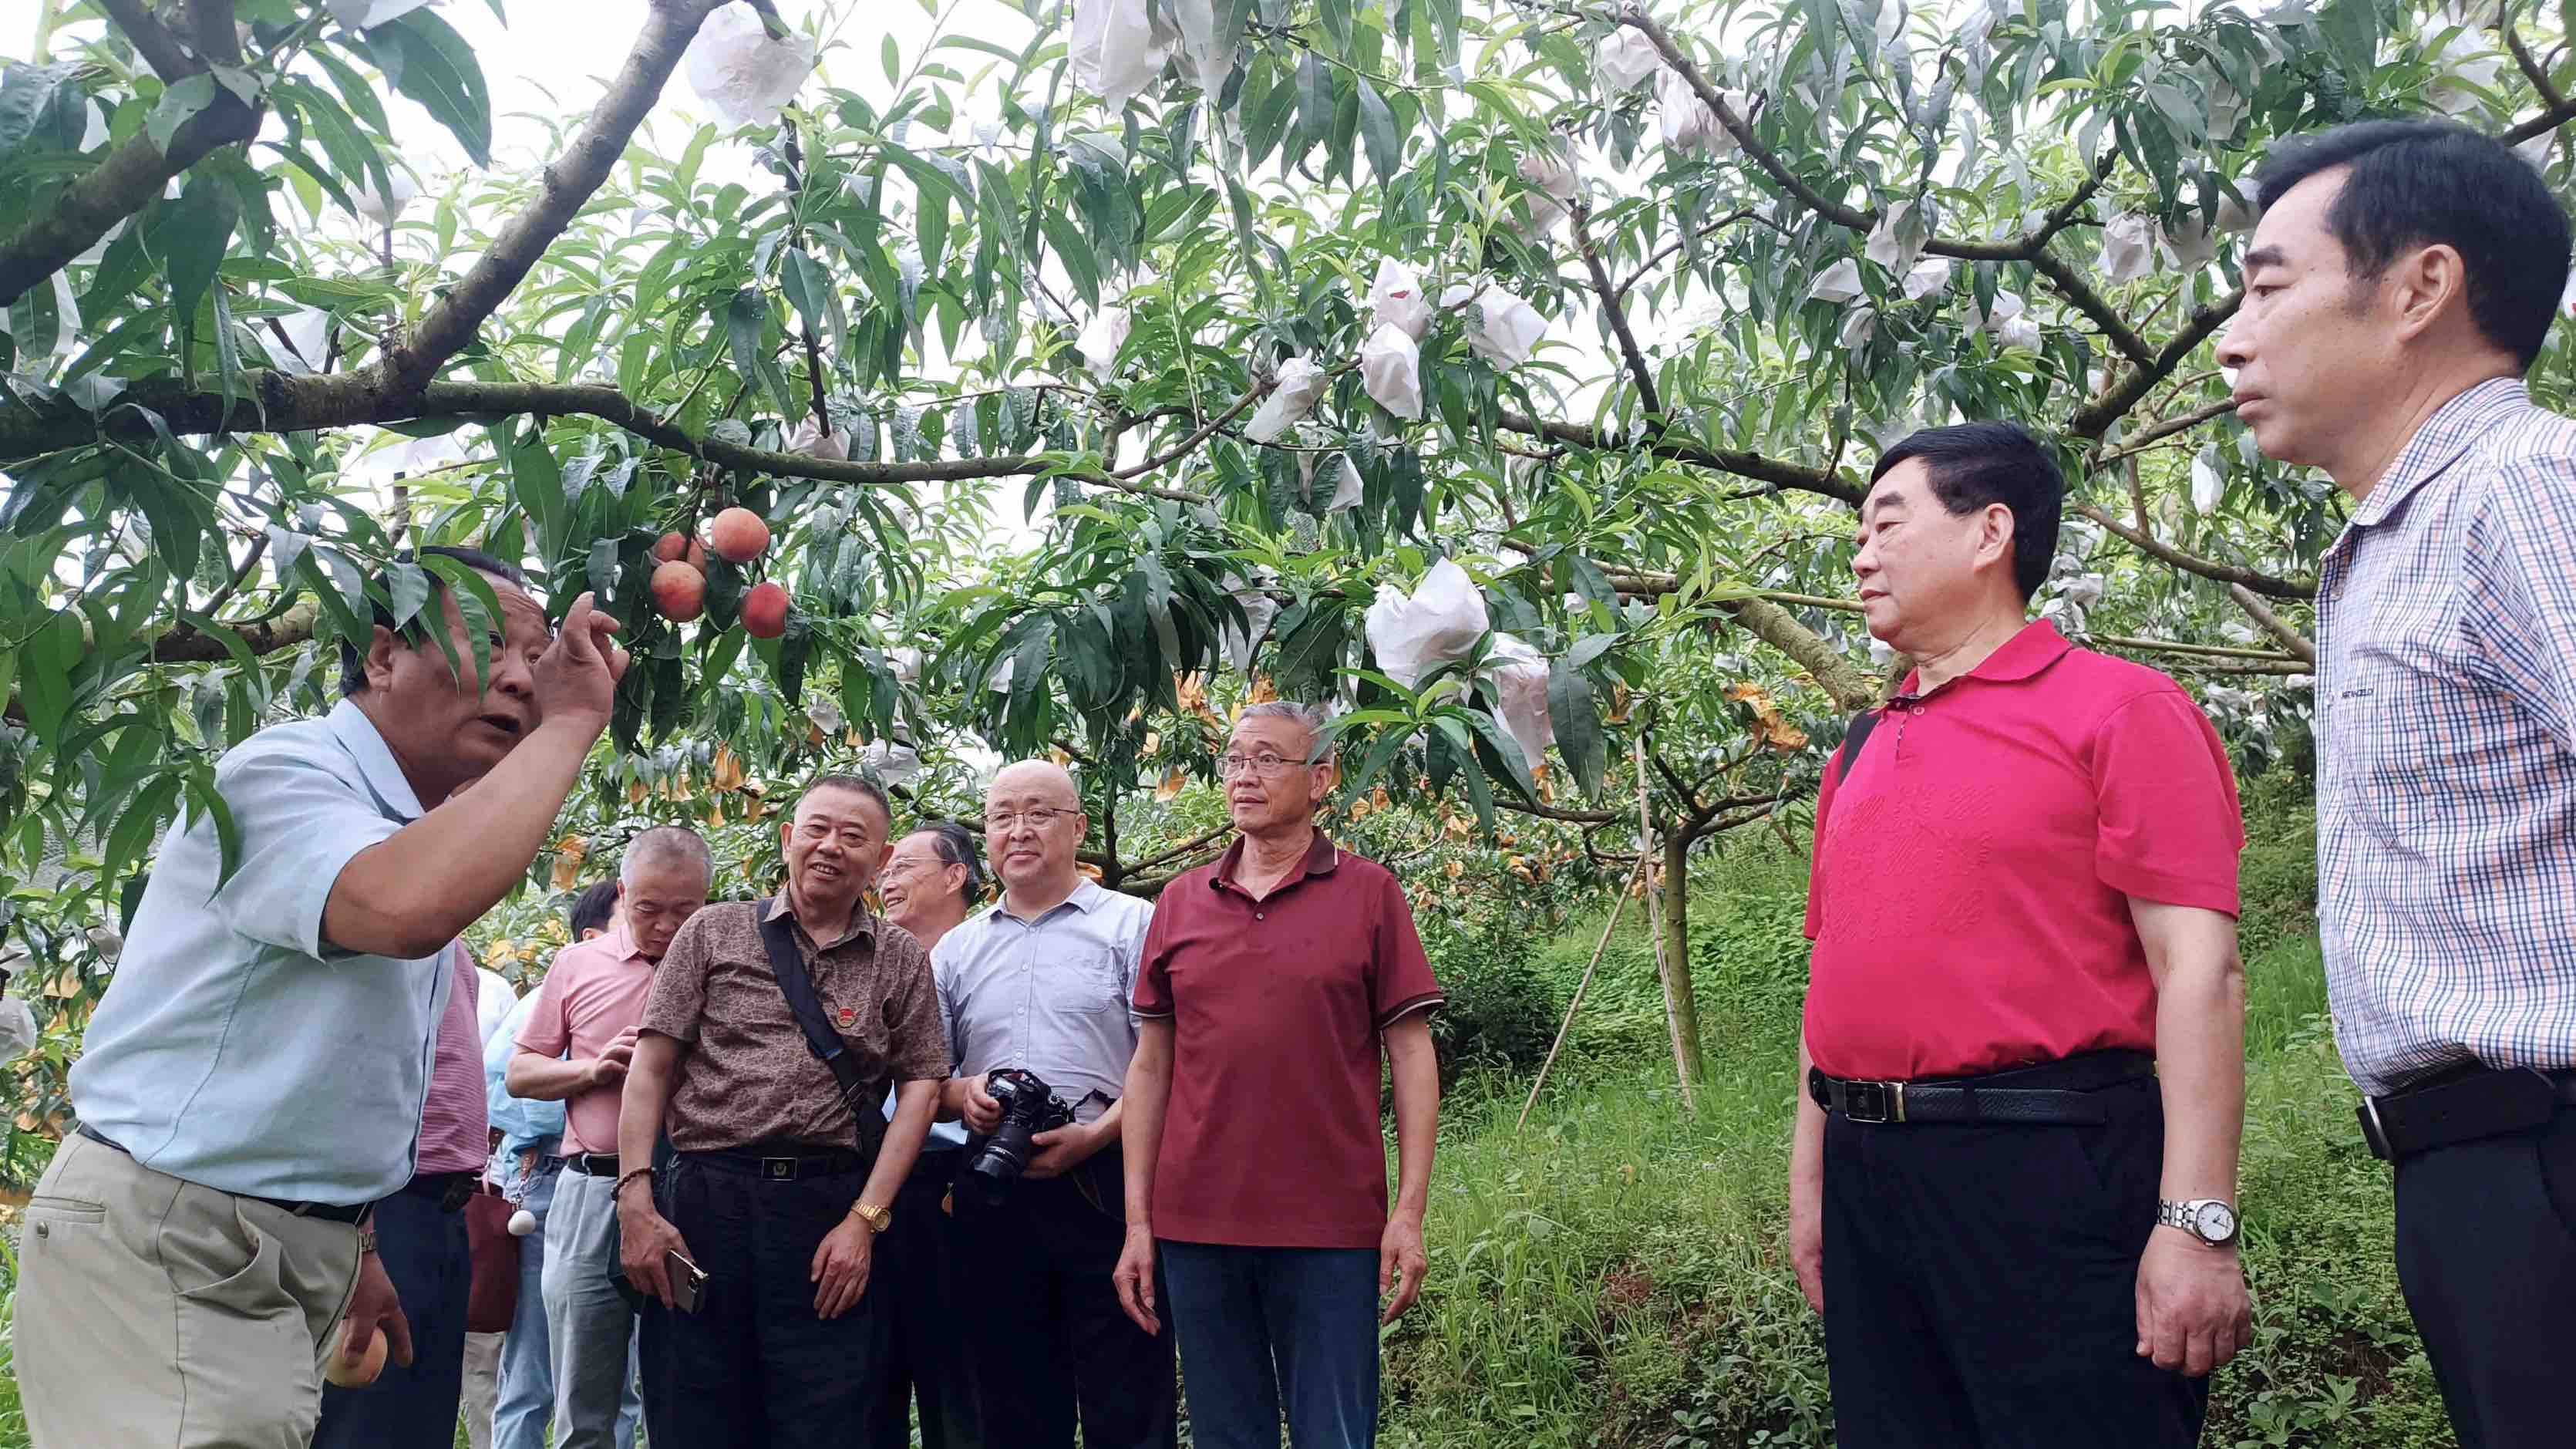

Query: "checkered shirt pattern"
<box><xmin>2315</xmin><ymin>378</ymin><xmax>2576</xmax><ymax>1097</ymax></box>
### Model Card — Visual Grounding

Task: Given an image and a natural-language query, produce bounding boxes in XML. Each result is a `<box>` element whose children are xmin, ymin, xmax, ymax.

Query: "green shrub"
<box><xmin>1423</xmin><ymin>914</ymin><xmax>1560</xmax><ymax>1080</ymax></box>
<box><xmin>2238</xmin><ymin>767</ymin><xmax>2320</xmax><ymax>960</ymax></box>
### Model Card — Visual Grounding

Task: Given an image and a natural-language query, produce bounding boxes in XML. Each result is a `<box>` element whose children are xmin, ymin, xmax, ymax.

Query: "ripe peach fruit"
<box><xmin>707</xmin><ymin>507</ymin><xmax>771</xmax><ymax>564</ymax></box>
<box><xmin>741</xmin><ymin>581</ymin><xmax>790</xmax><ymax>639</ymax></box>
<box><xmin>651</xmin><ymin>560</ymin><xmax>706</xmax><ymax>622</ymax></box>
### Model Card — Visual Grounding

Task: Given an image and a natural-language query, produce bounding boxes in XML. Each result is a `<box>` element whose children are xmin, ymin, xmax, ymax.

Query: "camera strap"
<box><xmin>756</xmin><ymin>908</ymin><xmax>886</xmax><ymax>1165</ymax></box>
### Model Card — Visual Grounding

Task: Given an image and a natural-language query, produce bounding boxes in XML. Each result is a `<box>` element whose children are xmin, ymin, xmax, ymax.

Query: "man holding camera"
<box><xmin>935</xmin><ymin>761</ymin><xmax>1174</xmax><ymax>1448</ymax></box>
<box><xmin>612</xmin><ymin>775</ymin><xmax>948</xmax><ymax>1445</ymax></box>
<box><xmin>507</xmin><ymin>826</ymin><xmax>710</xmax><ymax>1448</ymax></box>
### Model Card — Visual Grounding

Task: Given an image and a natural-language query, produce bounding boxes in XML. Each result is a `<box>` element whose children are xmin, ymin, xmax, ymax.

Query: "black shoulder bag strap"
<box><xmin>756</xmin><ymin>911</ymin><xmax>887</xmax><ymax>1164</ymax></box>
<box><xmin>1834</xmin><ymin>706</ymin><xmax>1884</xmax><ymax>787</ymax></box>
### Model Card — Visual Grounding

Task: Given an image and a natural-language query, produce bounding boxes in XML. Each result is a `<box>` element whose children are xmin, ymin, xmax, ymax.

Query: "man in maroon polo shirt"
<box><xmin>1112</xmin><ymin>701</ymin><xmax>1442</xmax><ymax>1449</ymax></box>
<box><xmin>1793</xmin><ymin>423</ymin><xmax>2253</xmax><ymax>1449</ymax></box>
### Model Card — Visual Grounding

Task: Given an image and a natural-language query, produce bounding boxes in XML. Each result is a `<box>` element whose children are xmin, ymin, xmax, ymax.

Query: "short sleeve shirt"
<box><xmin>641</xmin><ymin>897</ymin><xmax>948</xmax><ymax>1154</ymax></box>
<box><xmin>69</xmin><ymin>699</ymin><xmax>456</xmax><ymax>1205</ymax></box>
<box><xmin>1133</xmin><ymin>834</ymin><xmax>1442</xmax><ymax>1249</ymax></box>
<box><xmin>516</xmin><ymin>924</ymin><xmax>658</xmax><ymax>1155</ymax></box>
<box><xmin>1803</xmin><ymin>621</ymin><xmax>2244</xmax><ymax>1081</ymax></box>
<box><xmin>934</xmin><ymin>881</ymin><xmax>1156</xmax><ymax>1124</ymax></box>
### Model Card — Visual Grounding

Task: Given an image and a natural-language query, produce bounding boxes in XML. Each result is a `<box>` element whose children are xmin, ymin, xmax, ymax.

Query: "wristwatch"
<box><xmin>2157</xmin><ymin>1198</ymin><xmax>2239</xmax><ymax>1248</ymax></box>
<box><xmin>850</xmin><ymin>1200</ymin><xmax>893</xmax><ymax>1235</ymax></box>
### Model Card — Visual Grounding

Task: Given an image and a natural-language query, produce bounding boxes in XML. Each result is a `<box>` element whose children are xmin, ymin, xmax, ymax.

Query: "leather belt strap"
<box><xmin>74</xmin><ymin>1123</ymin><xmax>373</xmax><ymax>1224</ymax></box>
<box><xmin>689</xmin><ymin>1144</ymin><xmax>867</xmax><ymax>1181</ymax></box>
<box><xmin>401</xmin><ymin>1171</ymin><xmax>478</xmax><ymax>1212</ymax></box>
<box><xmin>2360</xmin><ymin>1067</ymin><xmax>2576</xmax><ymax>1162</ymax></box>
<box><xmin>565</xmin><ymin>1153</ymin><xmax>621</xmax><ymax>1177</ymax></box>
<box><xmin>1808</xmin><ymin>1050</ymin><xmax>2156</xmax><ymax>1126</ymax></box>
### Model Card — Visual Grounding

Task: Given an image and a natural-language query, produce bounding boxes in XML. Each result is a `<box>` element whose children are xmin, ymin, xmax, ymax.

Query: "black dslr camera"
<box><xmin>963</xmin><ymin>1067</ymin><xmax>1075</xmax><ymax>1205</ymax></box>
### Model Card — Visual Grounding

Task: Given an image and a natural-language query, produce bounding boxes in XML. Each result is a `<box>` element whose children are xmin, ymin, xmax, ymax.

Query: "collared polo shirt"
<box><xmin>2313</xmin><ymin>378</ymin><xmax>2576</xmax><ymax>1094</ymax></box>
<box><xmin>641</xmin><ymin>895</ymin><xmax>948</xmax><ymax>1154</ymax></box>
<box><xmin>1803</xmin><ymin>620</ymin><xmax>2244</xmax><ymax>1082</ymax></box>
<box><xmin>69</xmin><ymin>698</ymin><xmax>456</xmax><ymax>1206</ymax></box>
<box><xmin>415</xmin><ymin>948</ymin><xmax>490</xmax><ymax>1174</ymax></box>
<box><xmin>1133</xmin><ymin>834</ymin><xmax>1443</xmax><ymax>1249</ymax></box>
<box><xmin>517</xmin><ymin>922</ymin><xmax>658</xmax><ymax>1155</ymax></box>
<box><xmin>934</xmin><ymin>879</ymin><xmax>1156</xmax><ymax>1125</ymax></box>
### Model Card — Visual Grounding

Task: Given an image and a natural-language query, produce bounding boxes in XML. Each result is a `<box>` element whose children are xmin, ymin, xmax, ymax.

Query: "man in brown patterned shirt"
<box><xmin>611</xmin><ymin>774</ymin><xmax>948</xmax><ymax>1446</ymax></box>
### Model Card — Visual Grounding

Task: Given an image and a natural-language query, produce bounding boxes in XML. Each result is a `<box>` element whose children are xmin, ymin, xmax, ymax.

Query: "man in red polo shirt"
<box><xmin>1794</xmin><ymin>423</ymin><xmax>2253</xmax><ymax>1448</ymax></box>
<box><xmin>1113</xmin><ymin>701</ymin><xmax>1442</xmax><ymax>1449</ymax></box>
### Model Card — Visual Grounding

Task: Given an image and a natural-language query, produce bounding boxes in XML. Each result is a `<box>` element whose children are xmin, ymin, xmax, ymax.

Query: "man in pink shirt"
<box><xmin>507</xmin><ymin>827</ymin><xmax>712</xmax><ymax>1448</ymax></box>
<box><xmin>313</xmin><ymin>943</ymin><xmax>491</xmax><ymax>1449</ymax></box>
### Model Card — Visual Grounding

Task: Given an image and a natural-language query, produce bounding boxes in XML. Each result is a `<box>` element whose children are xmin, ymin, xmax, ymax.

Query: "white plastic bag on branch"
<box><xmin>2214</xmin><ymin>178</ymin><xmax>2262</xmax><ymax>234</ymax></box>
<box><xmin>786</xmin><ymin>416</ymin><xmax>850</xmax><ymax>460</ymax></box>
<box><xmin>1514</xmin><ymin>154</ymin><xmax>1574</xmax><ymax>238</ymax></box>
<box><xmin>1219</xmin><ymin>574</ymin><xmax>1280</xmax><ymax>674</ymax></box>
<box><xmin>1485</xmin><ymin>632</ymin><xmax>1555</xmax><ymax>773</ymax></box>
<box><xmin>349</xmin><ymin>167</ymin><xmax>417</xmax><ymax>227</ymax></box>
<box><xmin>1596</xmin><ymin>29</ymin><xmax>1662</xmax><ymax>90</ymax></box>
<box><xmin>1655</xmin><ymin>67</ymin><xmax>1743</xmax><ymax>157</ymax></box>
<box><xmin>1359</xmin><ymin>322</ymin><xmax>1423</xmax><ymax>420</ymax></box>
<box><xmin>1369</xmin><ymin>258</ymin><xmax>1433</xmax><ymax>339</ymax></box>
<box><xmin>1078</xmin><ymin>307</ymin><xmax>1132</xmax><ymax>377</ymax></box>
<box><xmin>1874</xmin><ymin>0</ymin><xmax>1909</xmax><ymax>51</ymax></box>
<box><xmin>1245</xmin><ymin>356</ymin><xmax>1326</xmax><ymax>443</ymax></box>
<box><xmin>686</xmin><ymin>3</ymin><xmax>818</xmax><ymax>129</ymax></box>
<box><xmin>2100</xmin><ymin>213</ymin><xmax>2157</xmax><ymax>283</ymax></box>
<box><xmin>1070</xmin><ymin>0</ymin><xmax>1174</xmax><ymax>111</ymax></box>
<box><xmin>1864</xmin><ymin>198</ymin><xmax>1929</xmax><ymax>275</ymax></box>
<box><xmin>2160</xmin><ymin>216</ymin><xmax>2217</xmax><ymax>271</ymax></box>
<box><xmin>2191</xmin><ymin>443</ymin><xmax>2226</xmax><ymax>513</ymax></box>
<box><xmin>1995</xmin><ymin>312</ymin><xmax>2042</xmax><ymax>351</ymax></box>
<box><xmin>1170</xmin><ymin>0</ymin><xmax>1235</xmax><ymax>99</ymax></box>
<box><xmin>1325</xmin><ymin>454</ymin><xmax>1365</xmax><ymax>512</ymax></box>
<box><xmin>1901</xmin><ymin>256</ymin><xmax>1952</xmax><ymax>301</ymax></box>
<box><xmin>860</xmin><ymin>740</ymin><xmax>924</xmax><ymax>789</ymax></box>
<box><xmin>1442</xmin><ymin>284</ymin><xmax>1547</xmax><ymax>368</ymax></box>
<box><xmin>2426</xmin><ymin>29</ymin><xmax>2505</xmax><ymax>115</ymax></box>
<box><xmin>1840</xmin><ymin>306</ymin><xmax>1877</xmax><ymax>349</ymax></box>
<box><xmin>2056</xmin><ymin>572</ymin><xmax>2106</xmax><ymax>610</ymax></box>
<box><xmin>1808</xmin><ymin>258</ymin><xmax>1864</xmax><ymax>305</ymax></box>
<box><xmin>1365</xmin><ymin>558</ymin><xmax>1489</xmax><ymax>691</ymax></box>
<box><xmin>889</xmin><ymin>647</ymin><xmax>924</xmax><ymax>685</ymax></box>
<box><xmin>1518</xmin><ymin>149</ymin><xmax>1578</xmax><ymax>203</ymax></box>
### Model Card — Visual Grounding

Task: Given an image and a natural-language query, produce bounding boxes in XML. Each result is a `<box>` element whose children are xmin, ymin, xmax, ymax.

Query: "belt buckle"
<box><xmin>2357</xmin><ymin>1096</ymin><xmax>2393</xmax><ymax>1161</ymax></box>
<box><xmin>1845</xmin><ymin>1080</ymin><xmax>1906</xmax><ymax>1124</ymax></box>
<box><xmin>763</xmin><ymin>1157</ymin><xmax>796</xmax><ymax>1181</ymax></box>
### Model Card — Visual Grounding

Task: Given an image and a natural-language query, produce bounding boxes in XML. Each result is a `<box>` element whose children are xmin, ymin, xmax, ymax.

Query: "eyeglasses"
<box><xmin>984</xmin><ymin>807</ymin><xmax>1077</xmax><ymax>833</ymax></box>
<box><xmin>1216</xmin><ymin>753</ymin><xmax>1312</xmax><ymax>779</ymax></box>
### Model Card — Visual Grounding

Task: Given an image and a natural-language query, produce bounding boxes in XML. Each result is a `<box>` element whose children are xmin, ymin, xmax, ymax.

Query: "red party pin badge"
<box><xmin>837</xmin><ymin>1006</ymin><xmax>856</xmax><ymax>1026</ymax></box>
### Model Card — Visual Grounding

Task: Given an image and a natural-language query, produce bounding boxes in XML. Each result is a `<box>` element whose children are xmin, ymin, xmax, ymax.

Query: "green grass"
<box><xmin>1371</xmin><ymin>863</ymin><xmax>2440</xmax><ymax>1449</ymax></box>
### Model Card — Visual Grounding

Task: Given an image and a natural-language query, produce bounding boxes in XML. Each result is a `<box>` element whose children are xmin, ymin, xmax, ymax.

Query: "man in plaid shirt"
<box><xmin>2223</xmin><ymin>120</ymin><xmax>2576</xmax><ymax>1447</ymax></box>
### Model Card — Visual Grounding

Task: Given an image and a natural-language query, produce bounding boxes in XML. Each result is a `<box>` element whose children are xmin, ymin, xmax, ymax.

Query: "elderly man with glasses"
<box><xmin>933</xmin><ymin>762</ymin><xmax>1174</xmax><ymax>1447</ymax></box>
<box><xmin>1114</xmin><ymin>702</ymin><xmax>1443</xmax><ymax>1449</ymax></box>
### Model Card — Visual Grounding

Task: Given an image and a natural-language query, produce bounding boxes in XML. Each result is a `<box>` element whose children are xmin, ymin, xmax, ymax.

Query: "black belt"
<box><xmin>2360</xmin><ymin>1066</ymin><xmax>2576</xmax><ymax>1162</ymax></box>
<box><xmin>399</xmin><ymin>1171</ymin><xmax>479</xmax><ymax>1212</ymax></box>
<box><xmin>74</xmin><ymin>1124</ymin><xmax>373</xmax><ymax>1225</ymax></box>
<box><xmin>1809</xmin><ymin>1050</ymin><xmax>2157</xmax><ymax>1126</ymax></box>
<box><xmin>689</xmin><ymin>1142</ymin><xmax>868</xmax><ymax>1181</ymax></box>
<box><xmin>565</xmin><ymin>1153</ymin><xmax>620</xmax><ymax>1177</ymax></box>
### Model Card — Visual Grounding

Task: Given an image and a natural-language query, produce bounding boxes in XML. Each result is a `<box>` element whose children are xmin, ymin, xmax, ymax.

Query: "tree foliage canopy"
<box><xmin>1</xmin><ymin>0</ymin><xmax>2568</xmax><ymax>1128</ymax></box>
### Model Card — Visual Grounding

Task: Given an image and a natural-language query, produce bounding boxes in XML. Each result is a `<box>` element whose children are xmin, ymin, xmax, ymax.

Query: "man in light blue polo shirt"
<box><xmin>16</xmin><ymin>546</ymin><xmax>628</xmax><ymax>1449</ymax></box>
<box><xmin>935</xmin><ymin>760</ymin><xmax>1175</xmax><ymax>1448</ymax></box>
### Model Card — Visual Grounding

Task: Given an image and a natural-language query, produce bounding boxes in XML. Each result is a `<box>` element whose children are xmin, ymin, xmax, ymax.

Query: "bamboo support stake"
<box><xmin>1637</xmin><ymin>734</ymin><xmax>1697</xmax><ymax>1113</ymax></box>
<box><xmin>1516</xmin><ymin>854</ymin><xmax>1649</xmax><ymax>1132</ymax></box>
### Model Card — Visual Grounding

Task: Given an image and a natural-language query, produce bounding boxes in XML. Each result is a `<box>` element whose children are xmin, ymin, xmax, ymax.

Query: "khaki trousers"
<box><xmin>17</xmin><ymin>1133</ymin><xmax>364</xmax><ymax>1449</ymax></box>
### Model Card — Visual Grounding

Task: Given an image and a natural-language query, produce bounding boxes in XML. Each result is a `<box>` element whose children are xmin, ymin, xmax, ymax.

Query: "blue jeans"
<box><xmin>1157</xmin><ymin>1242</ymin><xmax>1380</xmax><ymax>1449</ymax></box>
<box><xmin>493</xmin><ymin>1162</ymin><xmax>643</xmax><ymax>1449</ymax></box>
<box><xmin>312</xmin><ymin>1184</ymin><xmax>471</xmax><ymax>1449</ymax></box>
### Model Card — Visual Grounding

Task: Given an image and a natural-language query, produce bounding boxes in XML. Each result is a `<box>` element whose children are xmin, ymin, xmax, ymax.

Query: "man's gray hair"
<box><xmin>1236</xmin><ymin>700</ymin><xmax>1336</xmax><ymax>763</ymax></box>
<box><xmin>621</xmin><ymin>825</ymin><xmax>712</xmax><ymax>886</ymax></box>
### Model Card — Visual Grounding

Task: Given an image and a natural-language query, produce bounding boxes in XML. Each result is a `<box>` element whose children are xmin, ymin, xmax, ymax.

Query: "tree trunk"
<box><xmin>1656</xmin><ymin>827</ymin><xmax>1705</xmax><ymax>1091</ymax></box>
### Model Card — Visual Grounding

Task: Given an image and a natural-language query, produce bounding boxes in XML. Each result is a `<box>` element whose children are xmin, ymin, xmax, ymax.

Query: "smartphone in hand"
<box><xmin>666</xmin><ymin>1248</ymin><xmax>708</xmax><ymax>1314</ymax></box>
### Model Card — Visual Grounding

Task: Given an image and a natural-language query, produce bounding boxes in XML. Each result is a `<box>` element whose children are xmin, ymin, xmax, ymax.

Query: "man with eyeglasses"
<box><xmin>1114</xmin><ymin>702</ymin><xmax>1443</xmax><ymax>1449</ymax></box>
<box><xmin>932</xmin><ymin>761</ymin><xmax>1174</xmax><ymax>1447</ymax></box>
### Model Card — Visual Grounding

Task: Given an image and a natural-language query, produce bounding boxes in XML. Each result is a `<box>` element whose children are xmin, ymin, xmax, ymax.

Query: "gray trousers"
<box><xmin>541</xmin><ymin>1168</ymin><xmax>644</xmax><ymax>1449</ymax></box>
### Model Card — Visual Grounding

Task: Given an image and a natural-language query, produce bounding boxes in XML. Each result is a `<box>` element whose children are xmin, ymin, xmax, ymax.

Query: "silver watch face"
<box><xmin>2194</xmin><ymin>1201</ymin><xmax>2238</xmax><ymax>1243</ymax></box>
